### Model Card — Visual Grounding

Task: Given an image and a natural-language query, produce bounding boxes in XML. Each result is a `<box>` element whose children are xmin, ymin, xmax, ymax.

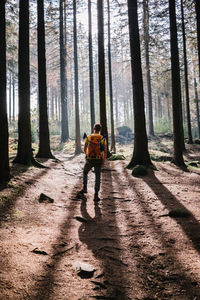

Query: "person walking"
<box><xmin>80</xmin><ymin>123</ymin><xmax>107</xmax><ymax>201</ymax></box>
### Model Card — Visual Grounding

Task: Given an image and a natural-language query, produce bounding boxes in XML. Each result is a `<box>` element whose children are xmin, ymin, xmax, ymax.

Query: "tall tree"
<box><xmin>36</xmin><ymin>0</ymin><xmax>54</xmax><ymax>158</ymax></box>
<box><xmin>73</xmin><ymin>0</ymin><xmax>82</xmax><ymax>154</ymax></box>
<box><xmin>127</xmin><ymin>0</ymin><xmax>151</xmax><ymax>168</ymax></box>
<box><xmin>181</xmin><ymin>0</ymin><xmax>193</xmax><ymax>144</ymax></box>
<box><xmin>168</xmin><ymin>0</ymin><xmax>185</xmax><ymax>166</ymax></box>
<box><xmin>0</xmin><ymin>0</ymin><xmax>9</xmax><ymax>183</ymax></box>
<box><xmin>195</xmin><ymin>0</ymin><xmax>200</xmax><ymax>78</ymax></box>
<box><xmin>143</xmin><ymin>0</ymin><xmax>154</xmax><ymax>136</ymax></box>
<box><xmin>194</xmin><ymin>76</ymin><xmax>200</xmax><ymax>139</ymax></box>
<box><xmin>60</xmin><ymin>0</ymin><xmax>69</xmax><ymax>142</ymax></box>
<box><xmin>107</xmin><ymin>0</ymin><xmax>116</xmax><ymax>152</ymax></box>
<box><xmin>13</xmin><ymin>0</ymin><xmax>33</xmax><ymax>165</ymax></box>
<box><xmin>88</xmin><ymin>0</ymin><xmax>95</xmax><ymax>133</ymax></box>
<box><xmin>12</xmin><ymin>73</ymin><xmax>15</xmax><ymax>121</ymax></box>
<box><xmin>97</xmin><ymin>0</ymin><xmax>109</xmax><ymax>154</ymax></box>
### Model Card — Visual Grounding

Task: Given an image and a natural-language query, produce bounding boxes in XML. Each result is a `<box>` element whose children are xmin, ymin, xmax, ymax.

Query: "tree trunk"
<box><xmin>9</xmin><ymin>71</ymin><xmax>12</xmax><ymax>122</ymax></box>
<box><xmin>195</xmin><ymin>0</ymin><xmax>200</xmax><ymax>79</ymax></box>
<box><xmin>0</xmin><ymin>0</ymin><xmax>9</xmax><ymax>183</ymax></box>
<box><xmin>107</xmin><ymin>0</ymin><xmax>116</xmax><ymax>152</ymax></box>
<box><xmin>60</xmin><ymin>0</ymin><xmax>69</xmax><ymax>142</ymax></box>
<box><xmin>73</xmin><ymin>0</ymin><xmax>82</xmax><ymax>154</ymax></box>
<box><xmin>12</xmin><ymin>73</ymin><xmax>15</xmax><ymax>121</ymax></box>
<box><xmin>194</xmin><ymin>76</ymin><xmax>200</xmax><ymax>139</ymax></box>
<box><xmin>97</xmin><ymin>0</ymin><xmax>110</xmax><ymax>155</ymax></box>
<box><xmin>168</xmin><ymin>0</ymin><xmax>185</xmax><ymax>166</ymax></box>
<box><xmin>127</xmin><ymin>0</ymin><xmax>151</xmax><ymax>168</ymax></box>
<box><xmin>143</xmin><ymin>0</ymin><xmax>154</xmax><ymax>136</ymax></box>
<box><xmin>36</xmin><ymin>0</ymin><xmax>54</xmax><ymax>158</ymax></box>
<box><xmin>181</xmin><ymin>0</ymin><xmax>193</xmax><ymax>144</ymax></box>
<box><xmin>13</xmin><ymin>0</ymin><xmax>33</xmax><ymax>165</ymax></box>
<box><xmin>88</xmin><ymin>0</ymin><xmax>95</xmax><ymax>133</ymax></box>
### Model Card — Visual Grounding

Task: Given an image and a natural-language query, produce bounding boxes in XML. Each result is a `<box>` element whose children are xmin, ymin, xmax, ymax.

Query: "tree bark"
<box><xmin>60</xmin><ymin>0</ymin><xmax>69</xmax><ymax>142</ymax></box>
<box><xmin>88</xmin><ymin>0</ymin><xmax>95</xmax><ymax>133</ymax></box>
<box><xmin>13</xmin><ymin>0</ymin><xmax>33</xmax><ymax>165</ymax></box>
<box><xmin>97</xmin><ymin>0</ymin><xmax>110</xmax><ymax>155</ymax></box>
<box><xmin>36</xmin><ymin>0</ymin><xmax>54</xmax><ymax>158</ymax></box>
<box><xmin>168</xmin><ymin>0</ymin><xmax>185</xmax><ymax>166</ymax></box>
<box><xmin>181</xmin><ymin>0</ymin><xmax>193</xmax><ymax>144</ymax></box>
<box><xmin>195</xmin><ymin>0</ymin><xmax>200</xmax><ymax>79</ymax></box>
<box><xmin>143</xmin><ymin>0</ymin><xmax>154</xmax><ymax>136</ymax></box>
<box><xmin>107</xmin><ymin>0</ymin><xmax>116</xmax><ymax>152</ymax></box>
<box><xmin>0</xmin><ymin>0</ymin><xmax>9</xmax><ymax>183</ymax></box>
<box><xmin>12</xmin><ymin>73</ymin><xmax>15</xmax><ymax>121</ymax></box>
<box><xmin>194</xmin><ymin>76</ymin><xmax>200</xmax><ymax>139</ymax></box>
<box><xmin>127</xmin><ymin>0</ymin><xmax>151</xmax><ymax>168</ymax></box>
<box><xmin>9</xmin><ymin>71</ymin><xmax>12</xmax><ymax>122</ymax></box>
<box><xmin>73</xmin><ymin>0</ymin><xmax>82</xmax><ymax>154</ymax></box>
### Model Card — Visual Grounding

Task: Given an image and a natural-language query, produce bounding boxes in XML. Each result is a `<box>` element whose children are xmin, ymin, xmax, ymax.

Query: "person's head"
<box><xmin>93</xmin><ymin>123</ymin><xmax>101</xmax><ymax>133</ymax></box>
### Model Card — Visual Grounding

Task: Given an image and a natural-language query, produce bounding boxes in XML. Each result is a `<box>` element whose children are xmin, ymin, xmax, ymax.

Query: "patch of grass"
<box><xmin>186</xmin><ymin>161</ymin><xmax>200</xmax><ymax>168</ymax></box>
<box><xmin>108</xmin><ymin>154</ymin><xmax>126</xmax><ymax>161</ymax></box>
<box><xmin>132</xmin><ymin>165</ymin><xmax>148</xmax><ymax>177</ymax></box>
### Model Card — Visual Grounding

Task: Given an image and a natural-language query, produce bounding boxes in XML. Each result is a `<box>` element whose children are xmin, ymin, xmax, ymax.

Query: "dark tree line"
<box><xmin>1</xmin><ymin>0</ymin><xmax>200</xmax><ymax>184</ymax></box>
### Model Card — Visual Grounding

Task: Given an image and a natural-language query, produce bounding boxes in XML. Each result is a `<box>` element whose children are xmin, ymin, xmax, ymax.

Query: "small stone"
<box><xmin>73</xmin><ymin>261</ymin><xmax>95</xmax><ymax>278</ymax></box>
<box><xmin>38</xmin><ymin>193</ymin><xmax>54</xmax><ymax>203</ymax></box>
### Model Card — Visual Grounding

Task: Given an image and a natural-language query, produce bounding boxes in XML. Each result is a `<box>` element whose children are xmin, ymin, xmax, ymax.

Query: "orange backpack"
<box><xmin>86</xmin><ymin>134</ymin><xmax>104</xmax><ymax>159</ymax></box>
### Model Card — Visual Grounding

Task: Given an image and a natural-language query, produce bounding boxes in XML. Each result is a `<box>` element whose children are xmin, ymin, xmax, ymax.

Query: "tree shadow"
<box><xmin>142</xmin><ymin>169</ymin><xmax>200</xmax><ymax>253</ymax></box>
<box><xmin>30</xmin><ymin>178</ymin><xmax>85</xmax><ymax>300</ymax></box>
<box><xmin>78</xmin><ymin>163</ymin><xmax>129</xmax><ymax>299</ymax></box>
<box><xmin>0</xmin><ymin>159</ymin><xmax>58</xmax><ymax>226</ymax></box>
<box><xmin>114</xmin><ymin>164</ymin><xmax>200</xmax><ymax>298</ymax></box>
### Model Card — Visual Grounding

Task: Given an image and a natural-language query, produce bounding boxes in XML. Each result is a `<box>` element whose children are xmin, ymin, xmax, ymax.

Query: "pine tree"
<box><xmin>73</xmin><ymin>0</ymin><xmax>82</xmax><ymax>154</ymax></box>
<box><xmin>13</xmin><ymin>0</ymin><xmax>33</xmax><ymax>165</ymax></box>
<box><xmin>36</xmin><ymin>0</ymin><xmax>54</xmax><ymax>158</ymax></box>
<box><xmin>127</xmin><ymin>0</ymin><xmax>151</xmax><ymax>168</ymax></box>
<box><xmin>0</xmin><ymin>0</ymin><xmax>9</xmax><ymax>183</ymax></box>
<box><xmin>168</xmin><ymin>0</ymin><xmax>185</xmax><ymax>166</ymax></box>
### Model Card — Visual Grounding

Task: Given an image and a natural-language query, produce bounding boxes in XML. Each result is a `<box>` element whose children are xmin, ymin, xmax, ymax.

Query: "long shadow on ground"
<box><xmin>30</xmin><ymin>177</ymin><xmax>83</xmax><ymax>300</ymax></box>
<box><xmin>78</xmin><ymin>162</ymin><xmax>129</xmax><ymax>299</ymax></box>
<box><xmin>114</xmin><ymin>163</ymin><xmax>200</xmax><ymax>299</ymax></box>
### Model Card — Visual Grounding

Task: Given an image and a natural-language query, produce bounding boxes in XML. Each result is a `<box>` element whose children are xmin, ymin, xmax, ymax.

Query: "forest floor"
<box><xmin>0</xmin><ymin>138</ymin><xmax>200</xmax><ymax>300</ymax></box>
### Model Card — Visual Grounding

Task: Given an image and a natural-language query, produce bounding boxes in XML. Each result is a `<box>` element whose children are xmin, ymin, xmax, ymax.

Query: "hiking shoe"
<box><xmin>80</xmin><ymin>187</ymin><xmax>87</xmax><ymax>194</ymax></box>
<box><xmin>94</xmin><ymin>193</ymin><xmax>100</xmax><ymax>202</ymax></box>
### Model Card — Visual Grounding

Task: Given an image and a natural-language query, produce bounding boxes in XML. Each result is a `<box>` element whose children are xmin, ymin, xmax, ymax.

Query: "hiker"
<box><xmin>81</xmin><ymin>123</ymin><xmax>107</xmax><ymax>201</ymax></box>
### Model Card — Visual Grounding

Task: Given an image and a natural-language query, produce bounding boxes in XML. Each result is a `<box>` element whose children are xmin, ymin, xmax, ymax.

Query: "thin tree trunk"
<box><xmin>60</xmin><ymin>0</ymin><xmax>69</xmax><ymax>142</ymax></box>
<box><xmin>181</xmin><ymin>0</ymin><xmax>193</xmax><ymax>144</ymax></box>
<box><xmin>168</xmin><ymin>0</ymin><xmax>185</xmax><ymax>166</ymax></box>
<box><xmin>194</xmin><ymin>77</ymin><xmax>200</xmax><ymax>139</ymax></box>
<box><xmin>127</xmin><ymin>0</ymin><xmax>151</xmax><ymax>168</ymax></box>
<box><xmin>12</xmin><ymin>73</ymin><xmax>15</xmax><ymax>121</ymax></box>
<box><xmin>36</xmin><ymin>0</ymin><xmax>53</xmax><ymax>158</ymax></box>
<box><xmin>143</xmin><ymin>0</ymin><xmax>154</xmax><ymax>136</ymax></box>
<box><xmin>107</xmin><ymin>0</ymin><xmax>116</xmax><ymax>152</ymax></box>
<box><xmin>195</xmin><ymin>0</ymin><xmax>200</xmax><ymax>79</ymax></box>
<box><xmin>0</xmin><ymin>0</ymin><xmax>9</xmax><ymax>182</ymax></box>
<box><xmin>97</xmin><ymin>0</ymin><xmax>110</xmax><ymax>155</ymax></box>
<box><xmin>13</xmin><ymin>0</ymin><xmax>33</xmax><ymax>165</ymax></box>
<box><xmin>73</xmin><ymin>0</ymin><xmax>82</xmax><ymax>154</ymax></box>
<box><xmin>88</xmin><ymin>0</ymin><xmax>95</xmax><ymax>133</ymax></box>
<box><xmin>9</xmin><ymin>71</ymin><xmax>12</xmax><ymax>122</ymax></box>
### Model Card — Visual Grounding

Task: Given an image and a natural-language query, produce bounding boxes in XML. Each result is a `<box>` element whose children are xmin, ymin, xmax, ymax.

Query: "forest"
<box><xmin>0</xmin><ymin>0</ymin><xmax>200</xmax><ymax>299</ymax></box>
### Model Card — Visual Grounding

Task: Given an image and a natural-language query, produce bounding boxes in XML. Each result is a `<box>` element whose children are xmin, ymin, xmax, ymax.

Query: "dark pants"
<box><xmin>83</xmin><ymin>159</ymin><xmax>102</xmax><ymax>193</ymax></box>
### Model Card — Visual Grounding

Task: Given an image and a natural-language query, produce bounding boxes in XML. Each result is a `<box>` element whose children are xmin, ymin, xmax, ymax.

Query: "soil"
<box><xmin>0</xmin><ymin>151</ymin><xmax>200</xmax><ymax>300</ymax></box>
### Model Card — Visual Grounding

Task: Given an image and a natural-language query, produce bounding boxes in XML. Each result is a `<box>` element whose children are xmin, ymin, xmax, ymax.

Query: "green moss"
<box><xmin>132</xmin><ymin>165</ymin><xmax>148</xmax><ymax>177</ymax></box>
<box><xmin>108</xmin><ymin>154</ymin><xmax>126</xmax><ymax>161</ymax></box>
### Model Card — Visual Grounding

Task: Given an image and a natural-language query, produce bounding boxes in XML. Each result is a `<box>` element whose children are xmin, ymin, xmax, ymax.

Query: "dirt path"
<box><xmin>0</xmin><ymin>154</ymin><xmax>200</xmax><ymax>300</ymax></box>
